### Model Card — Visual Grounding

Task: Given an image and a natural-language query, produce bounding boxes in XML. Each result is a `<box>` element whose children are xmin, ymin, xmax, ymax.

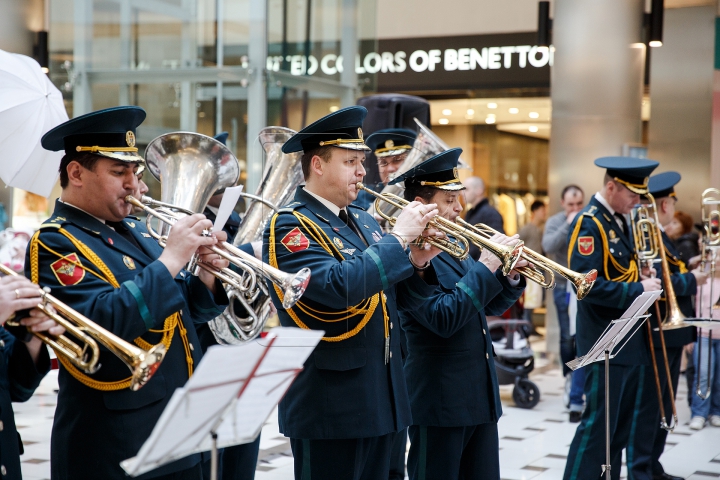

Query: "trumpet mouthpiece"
<box><xmin>356</xmin><ymin>182</ymin><xmax>365</xmax><ymax>189</ymax></box>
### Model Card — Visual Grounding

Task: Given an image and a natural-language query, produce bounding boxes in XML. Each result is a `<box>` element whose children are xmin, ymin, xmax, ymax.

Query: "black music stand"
<box><xmin>566</xmin><ymin>291</ymin><xmax>661</xmax><ymax>480</ymax></box>
<box><xmin>120</xmin><ymin>327</ymin><xmax>323</xmax><ymax>480</ymax></box>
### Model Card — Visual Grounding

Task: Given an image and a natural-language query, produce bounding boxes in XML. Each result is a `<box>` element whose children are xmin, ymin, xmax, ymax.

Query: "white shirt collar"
<box><xmin>206</xmin><ymin>205</ymin><xmax>219</xmax><ymax>215</ymax></box>
<box><xmin>59</xmin><ymin>199</ymin><xmax>106</xmax><ymax>224</ymax></box>
<box><xmin>303</xmin><ymin>187</ymin><xmax>346</xmax><ymax>218</ymax></box>
<box><xmin>594</xmin><ymin>192</ymin><xmax>615</xmax><ymax>216</ymax></box>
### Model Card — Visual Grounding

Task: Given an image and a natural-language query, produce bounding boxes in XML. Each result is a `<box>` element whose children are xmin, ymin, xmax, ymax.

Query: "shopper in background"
<box><xmin>689</xmin><ymin>269</ymin><xmax>720</xmax><ymax>431</ymax></box>
<box><xmin>519</xmin><ymin>200</ymin><xmax>547</xmax><ymax>325</ymax></box>
<box><xmin>541</xmin><ymin>185</ymin><xmax>585</xmax><ymax>423</ymax></box>
<box><xmin>665</xmin><ymin>210</ymin><xmax>700</xmax><ymax>264</ymax></box>
<box><xmin>464</xmin><ymin>176</ymin><xmax>504</xmax><ymax>260</ymax></box>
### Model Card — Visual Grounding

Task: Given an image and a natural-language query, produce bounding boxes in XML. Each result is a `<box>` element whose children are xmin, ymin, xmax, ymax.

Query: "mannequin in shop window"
<box><xmin>463</xmin><ymin>177</ymin><xmax>504</xmax><ymax>260</ymax></box>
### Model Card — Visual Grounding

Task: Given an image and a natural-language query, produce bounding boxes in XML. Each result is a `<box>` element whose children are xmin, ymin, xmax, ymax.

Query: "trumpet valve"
<box><xmin>500</xmin><ymin>241</ymin><xmax>524</xmax><ymax>276</ymax></box>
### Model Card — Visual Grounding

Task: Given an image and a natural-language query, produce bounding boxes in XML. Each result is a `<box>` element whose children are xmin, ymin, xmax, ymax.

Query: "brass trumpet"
<box><xmin>356</xmin><ymin>183</ymin><xmax>524</xmax><ymax>275</ymax></box>
<box><xmin>0</xmin><ymin>264</ymin><xmax>166</xmax><ymax>391</ymax></box>
<box><xmin>456</xmin><ymin>219</ymin><xmax>598</xmax><ymax>300</ymax></box>
<box><xmin>124</xmin><ymin>195</ymin><xmax>310</xmax><ymax>310</ymax></box>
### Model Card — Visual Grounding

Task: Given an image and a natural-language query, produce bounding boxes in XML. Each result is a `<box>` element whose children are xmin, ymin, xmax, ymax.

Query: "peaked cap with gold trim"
<box><xmin>365</xmin><ymin>128</ymin><xmax>417</xmax><ymax>158</ymax></box>
<box><xmin>389</xmin><ymin>147</ymin><xmax>465</xmax><ymax>191</ymax></box>
<box><xmin>594</xmin><ymin>156</ymin><xmax>659</xmax><ymax>194</ymax></box>
<box><xmin>648</xmin><ymin>171</ymin><xmax>681</xmax><ymax>200</ymax></box>
<box><xmin>281</xmin><ymin>106</ymin><xmax>371</xmax><ymax>154</ymax></box>
<box><xmin>41</xmin><ymin>106</ymin><xmax>146</xmax><ymax>163</ymax></box>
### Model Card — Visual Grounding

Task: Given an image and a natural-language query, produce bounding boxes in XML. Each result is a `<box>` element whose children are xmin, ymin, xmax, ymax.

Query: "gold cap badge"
<box><xmin>357</xmin><ymin>128</ymin><xmax>364</xmax><ymax>142</ymax></box>
<box><xmin>385</xmin><ymin>139</ymin><xmax>394</xmax><ymax>149</ymax></box>
<box><xmin>126</xmin><ymin>131</ymin><xmax>136</xmax><ymax>147</ymax></box>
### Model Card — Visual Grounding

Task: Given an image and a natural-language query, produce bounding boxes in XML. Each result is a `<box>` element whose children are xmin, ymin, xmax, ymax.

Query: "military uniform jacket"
<box><xmin>0</xmin><ymin>328</ymin><xmax>50</xmax><ymax>480</ymax></box>
<box><xmin>649</xmin><ymin>231</ymin><xmax>696</xmax><ymax>349</ymax></box>
<box><xmin>26</xmin><ymin>200</ymin><xmax>228</xmax><ymax>480</ymax></box>
<box><xmin>398</xmin><ymin>253</ymin><xmax>524</xmax><ymax>427</ymax></box>
<box><xmin>568</xmin><ymin>196</ymin><xmax>648</xmax><ymax>365</ymax></box>
<box><xmin>262</xmin><ymin>186</ymin><xmax>435</xmax><ymax>440</ymax></box>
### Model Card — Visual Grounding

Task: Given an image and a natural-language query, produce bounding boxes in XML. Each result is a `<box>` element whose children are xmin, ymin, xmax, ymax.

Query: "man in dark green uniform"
<box><xmin>563</xmin><ymin>157</ymin><xmax>662</xmax><ymax>480</ymax></box>
<box><xmin>31</xmin><ymin>106</ymin><xmax>230</xmax><ymax>479</ymax></box>
<box><xmin>627</xmin><ymin>172</ymin><xmax>706</xmax><ymax>480</ymax></box>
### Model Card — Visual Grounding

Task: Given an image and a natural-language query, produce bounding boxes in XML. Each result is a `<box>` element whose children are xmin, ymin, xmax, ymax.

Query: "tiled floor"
<box><xmin>16</xmin><ymin>352</ymin><xmax>720</xmax><ymax>480</ymax></box>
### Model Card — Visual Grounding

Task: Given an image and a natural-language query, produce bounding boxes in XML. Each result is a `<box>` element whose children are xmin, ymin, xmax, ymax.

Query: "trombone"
<box><xmin>0</xmin><ymin>264</ymin><xmax>166</xmax><ymax>391</ymax></box>
<box><xmin>695</xmin><ymin>188</ymin><xmax>720</xmax><ymax>399</ymax></box>
<box><xmin>124</xmin><ymin>195</ymin><xmax>311</xmax><ymax>310</ymax></box>
<box><xmin>631</xmin><ymin>196</ymin><xmax>681</xmax><ymax>431</ymax></box>
<box><xmin>356</xmin><ymin>183</ymin><xmax>524</xmax><ymax>275</ymax></box>
<box><xmin>455</xmin><ymin>219</ymin><xmax>598</xmax><ymax>300</ymax></box>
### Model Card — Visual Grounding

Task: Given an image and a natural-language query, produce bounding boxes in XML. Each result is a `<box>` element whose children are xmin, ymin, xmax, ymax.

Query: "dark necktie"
<box><xmin>613</xmin><ymin>213</ymin><xmax>629</xmax><ymax>238</ymax></box>
<box><xmin>338</xmin><ymin>210</ymin><xmax>367</xmax><ymax>246</ymax></box>
<box><xmin>107</xmin><ymin>221</ymin><xmax>141</xmax><ymax>249</ymax></box>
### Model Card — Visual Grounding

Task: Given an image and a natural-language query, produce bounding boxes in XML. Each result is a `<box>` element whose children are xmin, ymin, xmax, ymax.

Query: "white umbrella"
<box><xmin>0</xmin><ymin>49</ymin><xmax>69</xmax><ymax>197</ymax></box>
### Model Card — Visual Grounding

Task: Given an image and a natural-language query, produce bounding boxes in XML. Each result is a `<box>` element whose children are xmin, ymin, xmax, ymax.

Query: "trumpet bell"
<box><xmin>281</xmin><ymin>268</ymin><xmax>312</xmax><ymax>309</ymax></box>
<box><xmin>129</xmin><ymin>343</ymin><xmax>167</xmax><ymax>391</ymax></box>
<box><xmin>574</xmin><ymin>270</ymin><xmax>598</xmax><ymax>301</ymax></box>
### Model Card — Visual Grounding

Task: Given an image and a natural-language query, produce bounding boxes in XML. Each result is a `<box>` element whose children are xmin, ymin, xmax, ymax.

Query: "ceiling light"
<box><xmin>487</xmin><ymin>102</ymin><xmax>497</xmax><ymax>109</ymax></box>
<box><xmin>529</xmin><ymin>126</ymin><xmax>539</xmax><ymax>133</ymax></box>
<box><xmin>442</xmin><ymin>109</ymin><xmax>452</xmax><ymax>115</ymax></box>
<box><xmin>329</xmin><ymin>105</ymin><xmax>339</xmax><ymax>112</ymax></box>
<box><xmin>529</xmin><ymin>112</ymin><xmax>539</xmax><ymax>119</ymax></box>
<box><xmin>509</xmin><ymin>108</ymin><xmax>519</xmax><ymax>114</ymax></box>
<box><xmin>467</xmin><ymin>109</ymin><xmax>474</xmax><ymax>115</ymax></box>
<box><xmin>649</xmin><ymin>40</ymin><xmax>663</xmax><ymax>47</ymax></box>
<box><xmin>485</xmin><ymin>116</ymin><xmax>496</xmax><ymax>125</ymax></box>
<box><xmin>439</xmin><ymin>118</ymin><xmax>449</xmax><ymax>125</ymax></box>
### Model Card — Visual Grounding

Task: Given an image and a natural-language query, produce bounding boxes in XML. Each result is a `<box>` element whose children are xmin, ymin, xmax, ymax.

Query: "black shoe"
<box><xmin>569</xmin><ymin>411</ymin><xmax>582</xmax><ymax>423</ymax></box>
<box><xmin>653</xmin><ymin>473</ymin><xmax>684</xmax><ymax>480</ymax></box>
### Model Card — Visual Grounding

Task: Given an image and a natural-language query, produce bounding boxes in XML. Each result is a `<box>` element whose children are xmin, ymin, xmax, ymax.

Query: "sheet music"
<box><xmin>121</xmin><ymin>327</ymin><xmax>323</xmax><ymax>477</ymax></box>
<box><xmin>213</xmin><ymin>185</ymin><xmax>243</xmax><ymax>233</ymax></box>
<box><xmin>567</xmin><ymin>291</ymin><xmax>662</xmax><ymax>370</ymax></box>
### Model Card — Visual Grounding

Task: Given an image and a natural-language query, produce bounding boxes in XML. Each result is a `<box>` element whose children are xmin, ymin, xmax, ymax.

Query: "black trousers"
<box><xmin>563</xmin><ymin>363</ymin><xmax>643</xmax><ymax>480</ymax></box>
<box><xmin>151</xmin><ymin>464</ymin><xmax>203</xmax><ymax>480</ymax></box>
<box><xmin>200</xmin><ymin>434</ymin><xmax>261</xmax><ymax>480</ymax></box>
<box><xmin>627</xmin><ymin>347</ymin><xmax>683</xmax><ymax>480</ymax></box>
<box><xmin>290</xmin><ymin>433</ymin><xmax>395</xmax><ymax>480</ymax></box>
<box><xmin>407</xmin><ymin>423</ymin><xmax>499</xmax><ymax>480</ymax></box>
<box><xmin>388</xmin><ymin>427</ymin><xmax>407</xmax><ymax>480</ymax></box>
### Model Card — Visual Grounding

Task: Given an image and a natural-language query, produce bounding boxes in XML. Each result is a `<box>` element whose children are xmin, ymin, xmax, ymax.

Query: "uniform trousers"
<box><xmin>200</xmin><ymin>435</ymin><xmax>261</xmax><ymax>480</ymax></box>
<box><xmin>627</xmin><ymin>348</ymin><xmax>682</xmax><ymax>480</ymax></box>
<box><xmin>388</xmin><ymin>427</ymin><xmax>407</xmax><ymax>480</ymax></box>
<box><xmin>563</xmin><ymin>363</ymin><xmax>643</xmax><ymax>480</ymax></box>
<box><xmin>151</xmin><ymin>464</ymin><xmax>203</xmax><ymax>479</ymax></box>
<box><xmin>407</xmin><ymin>423</ymin><xmax>500</xmax><ymax>480</ymax></box>
<box><xmin>289</xmin><ymin>433</ymin><xmax>395</xmax><ymax>480</ymax></box>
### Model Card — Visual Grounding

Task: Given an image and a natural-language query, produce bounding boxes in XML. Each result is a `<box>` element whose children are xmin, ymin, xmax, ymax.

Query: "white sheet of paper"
<box><xmin>121</xmin><ymin>327</ymin><xmax>323</xmax><ymax>477</ymax></box>
<box><xmin>213</xmin><ymin>185</ymin><xmax>244</xmax><ymax>233</ymax></box>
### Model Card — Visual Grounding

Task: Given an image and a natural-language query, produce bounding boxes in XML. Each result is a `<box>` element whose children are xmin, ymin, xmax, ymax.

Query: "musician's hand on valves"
<box><xmin>391</xmin><ymin>201</ymin><xmax>438</xmax><ymax>245</ymax></box>
<box><xmin>640</xmin><ymin>277</ymin><xmax>662</xmax><ymax>292</ymax></box>
<box><xmin>408</xmin><ymin>227</ymin><xmax>445</xmax><ymax>268</ymax></box>
<box><xmin>691</xmin><ymin>268</ymin><xmax>710</xmax><ymax>286</ymax></box>
<box><xmin>159</xmin><ymin>213</ymin><xmax>218</xmax><ymax>278</ymax></box>
<box><xmin>195</xmin><ymin>230</ymin><xmax>230</xmax><ymax>292</ymax></box>
<box><xmin>20</xmin><ymin>306</ymin><xmax>65</xmax><ymax>337</ymax></box>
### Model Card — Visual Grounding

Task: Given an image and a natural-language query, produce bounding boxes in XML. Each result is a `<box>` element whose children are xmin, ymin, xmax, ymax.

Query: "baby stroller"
<box><xmin>488</xmin><ymin>318</ymin><xmax>540</xmax><ymax>409</ymax></box>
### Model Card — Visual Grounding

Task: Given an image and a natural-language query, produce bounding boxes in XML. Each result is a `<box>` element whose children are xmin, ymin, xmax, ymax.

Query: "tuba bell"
<box><xmin>367</xmin><ymin>118</ymin><xmax>469</xmax><ymax>226</ymax></box>
<box><xmin>208</xmin><ymin>127</ymin><xmax>305</xmax><ymax>344</ymax></box>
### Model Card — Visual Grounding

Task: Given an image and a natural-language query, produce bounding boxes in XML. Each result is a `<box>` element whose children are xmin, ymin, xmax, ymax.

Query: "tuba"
<box><xmin>208</xmin><ymin>127</ymin><xmax>305</xmax><ymax>344</ymax></box>
<box><xmin>367</xmin><ymin>118</ymin><xmax>469</xmax><ymax>226</ymax></box>
<box><xmin>141</xmin><ymin>132</ymin><xmax>309</xmax><ymax>343</ymax></box>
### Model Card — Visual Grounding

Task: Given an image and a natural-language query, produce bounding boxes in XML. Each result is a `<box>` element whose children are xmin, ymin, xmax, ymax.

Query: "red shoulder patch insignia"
<box><xmin>281</xmin><ymin>227</ymin><xmax>310</xmax><ymax>253</ymax></box>
<box><xmin>578</xmin><ymin>236</ymin><xmax>594</xmax><ymax>256</ymax></box>
<box><xmin>51</xmin><ymin>253</ymin><xmax>85</xmax><ymax>286</ymax></box>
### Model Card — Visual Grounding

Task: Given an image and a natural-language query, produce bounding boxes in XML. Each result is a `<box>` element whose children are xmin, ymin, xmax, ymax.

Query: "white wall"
<box><xmin>375</xmin><ymin>0</ymin><xmax>547</xmax><ymax>39</ymax></box>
